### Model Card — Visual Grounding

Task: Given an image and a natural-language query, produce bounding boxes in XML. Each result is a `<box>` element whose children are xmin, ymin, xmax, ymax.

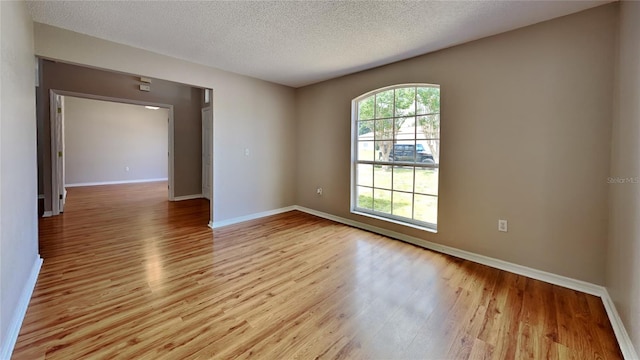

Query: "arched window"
<box><xmin>352</xmin><ymin>84</ymin><xmax>440</xmax><ymax>230</ymax></box>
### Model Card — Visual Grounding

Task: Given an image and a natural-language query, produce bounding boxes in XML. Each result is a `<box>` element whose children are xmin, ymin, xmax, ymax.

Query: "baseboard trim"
<box><xmin>41</xmin><ymin>211</ymin><xmax>52</xmax><ymax>218</ymax></box>
<box><xmin>293</xmin><ymin>206</ymin><xmax>638</xmax><ymax>359</ymax></box>
<box><xmin>0</xmin><ymin>256</ymin><xmax>43</xmax><ymax>359</ymax></box>
<box><xmin>173</xmin><ymin>194</ymin><xmax>204</xmax><ymax>201</ymax></box>
<box><xmin>210</xmin><ymin>206</ymin><xmax>297</xmax><ymax>229</ymax></box>
<box><xmin>65</xmin><ymin>178</ymin><xmax>168</xmax><ymax>187</ymax></box>
<box><xmin>601</xmin><ymin>291</ymin><xmax>639</xmax><ymax>360</ymax></box>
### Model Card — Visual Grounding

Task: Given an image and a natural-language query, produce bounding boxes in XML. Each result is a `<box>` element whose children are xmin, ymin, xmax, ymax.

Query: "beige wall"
<box><xmin>0</xmin><ymin>0</ymin><xmax>39</xmax><ymax>354</ymax></box>
<box><xmin>34</xmin><ymin>24</ymin><xmax>297</xmax><ymax>222</ymax></box>
<box><xmin>64</xmin><ymin>97</ymin><xmax>169</xmax><ymax>185</ymax></box>
<box><xmin>296</xmin><ymin>5</ymin><xmax>617</xmax><ymax>284</ymax></box>
<box><xmin>607</xmin><ymin>1</ymin><xmax>640</xmax><ymax>353</ymax></box>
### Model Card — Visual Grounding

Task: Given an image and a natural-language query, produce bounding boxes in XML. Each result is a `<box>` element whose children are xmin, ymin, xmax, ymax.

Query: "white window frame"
<box><xmin>350</xmin><ymin>83</ymin><xmax>440</xmax><ymax>232</ymax></box>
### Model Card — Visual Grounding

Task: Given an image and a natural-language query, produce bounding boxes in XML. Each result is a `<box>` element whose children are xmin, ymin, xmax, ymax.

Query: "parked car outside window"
<box><xmin>381</xmin><ymin>143</ymin><xmax>434</xmax><ymax>164</ymax></box>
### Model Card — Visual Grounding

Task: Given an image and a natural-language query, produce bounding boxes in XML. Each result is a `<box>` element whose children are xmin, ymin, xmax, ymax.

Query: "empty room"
<box><xmin>1</xmin><ymin>1</ymin><xmax>638</xmax><ymax>359</ymax></box>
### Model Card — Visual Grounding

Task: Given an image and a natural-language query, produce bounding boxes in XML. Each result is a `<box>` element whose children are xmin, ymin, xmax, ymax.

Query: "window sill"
<box><xmin>351</xmin><ymin>210</ymin><xmax>438</xmax><ymax>234</ymax></box>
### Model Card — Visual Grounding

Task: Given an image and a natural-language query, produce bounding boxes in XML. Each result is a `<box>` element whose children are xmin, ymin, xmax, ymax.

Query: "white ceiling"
<box><xmin>27</xmin><ymin>0</ymin><xmax>612</xmax><ymax>88</ymax></box>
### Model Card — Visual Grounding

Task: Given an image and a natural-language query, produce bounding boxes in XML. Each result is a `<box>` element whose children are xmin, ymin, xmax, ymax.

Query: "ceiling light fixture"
<box><xmin>145</xmin><ymin>106</ymin><xmax>160</xmax><ymax>110</ymax></box>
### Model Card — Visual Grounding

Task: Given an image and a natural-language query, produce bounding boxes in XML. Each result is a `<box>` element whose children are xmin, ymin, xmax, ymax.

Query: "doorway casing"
<box><xmin>201</xmin><ymin>106</ymin><xmax>213</xmax><ymax>201</ymax></box>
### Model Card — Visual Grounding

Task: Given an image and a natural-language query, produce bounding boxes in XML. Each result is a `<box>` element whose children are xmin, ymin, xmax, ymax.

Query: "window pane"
<box><xmin>393</xmin><ymin>166</ymin><xmax>413</xmax><ymax>192</ymax></box>
<box><xmin>416</xmin><ymin>114</ymin><xmax>440</xmax><ymax>140</ymax></box>
<box><xmin>375</xmin><ymin>90</ymin><xmax>394</xmax><ymax>119</ymax></box>
<box><xmin>415</xmin><ymin>168</ymin><xmax>438</xmax><ymax>196</ymax></box>
<box><xmin>419</xmin><ymin>140</ymin><xmax>439</xmax><ymax>165</ymax></box>
<box><xmin>392</xmin><ymin>191</ymin><xmax>413</xmax><ymax>218</ymax></box>
<box><xmin>373</xmin><ymin>188</ymin><xmax>392</xmax><ymax>214</ymax></box>
<box><xmin>392</xmin><ymin>142</ymin><xmax>417</xmax><ymax>164</ymax></box>
<box><xmin>414</xmin><ymin>194</ymin><xmax>438</xmax><ymax>224</ymax></box>
<box><xmin>417</xmin><ymin>87</ymin><xmax>440</xmax><ymax>115</ymax></box>
<box><xmin>358</xmin><ymin>96</ymin><xmax>375</xmax><ymax>120</ymax></box>
<box><xmin>395</xmin><ymin>117</ymin><xmax>415</xmax><ymax>140</ymax></box>
<box><xmin>357</xmin><ymin>141</ymin><xmax>374</xmax><ymax>161</ymax></box>
<box><xmin>375</xmin><ymin>119</ymin><xmax>394</xmax><ymax>140</ymax></box>
<box><xmin>374</xmin><ymin>166</ymin><xmax>392</xmax><ymax>189</ymax></box>
<box><xmin>395</xmin><ymin>87</ymin><xmax>415</xmax><ymax>117</ymax></box>
<box><xmin>375</xmin><ymin>140</ymin><xmax>393</xmax><ymax>162</ymax></box>
<box><xmin>415</xmin><ymin>142</ymin><xmax>435</xmax><ymax>165</ymax></box>
<box><xmin>357</xmin><ymin>186</ymin><xmax>373</xmax><ymax>210</ymax></box>
<box><xmin>357</xmin><ymin>164</ymin><xmax>373</xmax><ymax>187</ymax></box>
<box><xmin>357</xmin><ymin>120</ymin><xmax>374</xmax><ymax>139</ymax></box>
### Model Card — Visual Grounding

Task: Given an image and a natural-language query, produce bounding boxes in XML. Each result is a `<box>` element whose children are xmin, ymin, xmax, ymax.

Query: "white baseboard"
<box><xmin>210</xmin><ymin>206</ymin><xmax>296</xmax><ymax>229</ymax></box>
<box><xmin>173</xmin><ymin>194</ymin><xmax>204</xmax><ymax>201</ymax></box>
<box><xmin>65</xmin><ymin>178</ymin><xmax>168</xmax><ymax>187</ymax></box>
<box><xmin>41</xmin><ymin>211</ymin><xmax>52</xmax><ymax>218</ymax></box>
<box><xmin>293</xmin><ymin>206</ymin><xmax>638</xmax><ymax>359</ymax></box>
<box><xmin>0</xmin><ymin>256</ymin><xmax>43</xmax><ymax>359</ymax></box>
<box><xmin>601</xmin><ymin>291</ymin><xmax>639</xmax><ymax>360</ymax></box>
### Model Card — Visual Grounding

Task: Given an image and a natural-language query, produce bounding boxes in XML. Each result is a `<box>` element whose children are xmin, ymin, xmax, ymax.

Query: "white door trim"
<box><xmin>208</xmin><ymin>91</ymin><xmax>215</xmax><ymax>228</ymax></box>
<box><xmin>48</xmin><ymin>90</ymin><xmax>176</xmax><ymax>210</ymax></box>
<box><xmin>49</xmin><ymin>91</ymin><xmax>61</xmax><ymax>216</ymax></box>
<box><xmin>201</xmin><ymin>106</ymin><xmax>213</xmax><ymax>201</ymax></box>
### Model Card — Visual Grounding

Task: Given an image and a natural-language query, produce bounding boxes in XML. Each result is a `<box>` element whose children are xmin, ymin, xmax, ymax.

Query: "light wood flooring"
<box><xmin>13</xmin><ymin>182</ymin><xmax>622</xmax><ymax>359</ymax></box>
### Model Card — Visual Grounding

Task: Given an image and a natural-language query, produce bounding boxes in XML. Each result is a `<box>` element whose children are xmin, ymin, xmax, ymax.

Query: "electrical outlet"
<box><xmin>316</xmin><ymin>187</ymin><xmax>323</xmax><ymax>196</ymax></box>
<box><xmin>125</xmin><ymin>166</ymin><xmax>130</xmax><ymax>172</ymax></box>
<box><xmin>244</xmin><ymin>148</ymin><xmax>250</xmax><ymax>157</ymax></box>
<box><xmin>498</xmin><ymin>219</ymin><xmax>508</xmax><ymax>232</ymax></box>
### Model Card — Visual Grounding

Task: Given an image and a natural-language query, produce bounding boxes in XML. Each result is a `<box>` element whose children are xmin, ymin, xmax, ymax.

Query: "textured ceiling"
<box><xmin>27</xmin><ymin>0</ymin><xmax>611</xmax><ymax>88</ymax></box>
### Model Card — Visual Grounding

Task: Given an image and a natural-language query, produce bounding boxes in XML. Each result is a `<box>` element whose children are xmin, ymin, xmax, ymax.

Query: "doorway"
<box><xmin>49</xmin><ymin>90</ymin><xmax>175</xmax><ymax>216</ymax></box>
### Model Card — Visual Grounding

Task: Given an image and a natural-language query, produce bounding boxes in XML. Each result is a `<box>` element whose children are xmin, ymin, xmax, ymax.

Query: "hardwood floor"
<box><xmin>13</xmin><ymin>182</ymin><xmax>621</xmax><ymax>359</ymax></box>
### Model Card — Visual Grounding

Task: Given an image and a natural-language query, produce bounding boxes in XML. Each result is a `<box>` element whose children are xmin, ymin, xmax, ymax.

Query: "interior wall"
<box><xmin>34</xmin><ymin>23</ymin><xmax>297</xmax><ymax>222</ymax></box>
<box><xmin>64</xmin><ymin>97</ymin><xmax>169</xmax><ymax>186</ymax></box>
<box><xmin>295</xmin><ymin>4</ymin><xmax>616</xmax><ymax>284</ymax></box>
<box><xmin>38</xmin><ymin>60</ymin><xmax>202</xmax><ymax>209</ymax></box>
<box><xmin>607</xmin><ymin>0</ymin><xmax>640</xmax><ymax>354</ymax></box>
<box><xmin>0</xmin><ymin>0</ymin><xmax>40</xmax><ymax>354</ymax></box>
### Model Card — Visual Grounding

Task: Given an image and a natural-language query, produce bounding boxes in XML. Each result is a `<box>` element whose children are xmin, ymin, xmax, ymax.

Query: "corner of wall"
<box><xmin>605</xmin><ymin>0</ymin><xmax>640</xmax><ymax>357</ymax></box>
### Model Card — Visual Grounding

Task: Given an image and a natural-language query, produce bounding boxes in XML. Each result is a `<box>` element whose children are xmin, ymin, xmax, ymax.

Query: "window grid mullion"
<box><xmin>412</xmin><ymin>86</ymin><xmax>418</xmax><ymax>220</ymax></box>
<box><xmin>415</xmin><ymin>111</ymin><xmax>439</xmax><ymax>117</ymax></box>
<box><xmin>390</xmin><ymin>89</ymin><xmax>396</xmax><ymax>215</ymax></box>
<box><xmin>372</xmin><ymin>94</ymin><xmax>376</xmax><ymax>212</ymax></box>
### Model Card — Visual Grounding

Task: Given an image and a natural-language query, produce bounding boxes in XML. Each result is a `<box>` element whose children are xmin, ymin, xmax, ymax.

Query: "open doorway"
<box><xmin>49</xmin><ymin>90</ymin><xmax>174</xmax><ymax>216</ymax></box>
<box><xmin>38</xmin><ymin>59</ymin><xmax>210</xmax><ymax>226</ymax></box>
